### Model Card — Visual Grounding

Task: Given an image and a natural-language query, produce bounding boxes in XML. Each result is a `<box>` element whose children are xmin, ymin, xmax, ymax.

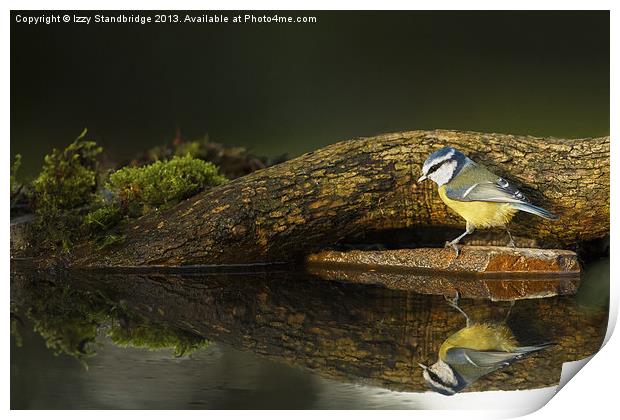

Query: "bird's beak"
<box><xmin>418</xmin><ymin>363</ymin><xmax>428</xmax><ymax>370</ymax></box>
<box><xmin>417</xmin><ymin>175</ymin><xmax>427</xmax><ymax>182</ymax></box>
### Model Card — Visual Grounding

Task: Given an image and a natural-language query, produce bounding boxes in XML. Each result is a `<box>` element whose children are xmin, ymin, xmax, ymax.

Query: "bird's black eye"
<box><xmin>426</xmin><ymin>369</ymin><xmax>444</xmax><ymax>385</ymax></box>
<box><xmin>427</xmin><ymin>161</ymin><xmax>445</xmax><ymax>175</ymax></box>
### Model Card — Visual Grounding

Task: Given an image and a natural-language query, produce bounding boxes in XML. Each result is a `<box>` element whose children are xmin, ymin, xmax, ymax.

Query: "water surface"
<box><xmin>11</xmin><ymin>258</ymin><xmax>608</xmax><ymax>409</ymax></box>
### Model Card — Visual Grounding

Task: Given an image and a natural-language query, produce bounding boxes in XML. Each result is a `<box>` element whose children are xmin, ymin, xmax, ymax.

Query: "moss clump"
<box><xmin>136</xmin><ymin>136</ymin><xmax>281</xmax><ymax>179</ymax></box>
<box><xmin>24</xmin><ymin>282</ymin><xmax>108</xmax><ymax>361</ymax></box>
<box><xmin>108</xmin><ymin>316</ymin><xmax>209</xmax><ymax>357</ymax></box>
<box><xmin>21</xmin><ymin>131</ymin><xmax>229</xmax><ymax>253</ymax></box>
<box><xmin>83</xmin><ymin>203</ymin><xmax>123</xmax><ymax>234</ymax></box>
<box><xmin>82</xmin><ymin>154</ymin><xmax>227</xmax><ymax>241</ymax></box>
<box><xmin>32</xmin><ymin>313</ymin><xmax>100</xmax><ymax>360</ymax></box>
<box><xmin>30</xmin><ymin>129</ymin><xmax>102</xmax><ymax>250</ymax></box>
<box><xmin>33</xmin><ymin>129</ymin><xmax>101</xmax><ymax>211</ymax></box>
<box><xmin>173</xmin><ymin>139</ymin><xmax>203</xmax><ymax>158</ymax></box>
<box><xmin>143</xmin><ymin>137</ymin><xmax>206</xmax><ymax>162</ymax></box>
<box><xmin>108</xmin><ymin>154</ymin><xmax>227</xmax><ymax>214</ymax></box>
<box><xmin>15</xmin><ymin>275</ymin><xmax>209</xmax><ymax>364</ymax></box>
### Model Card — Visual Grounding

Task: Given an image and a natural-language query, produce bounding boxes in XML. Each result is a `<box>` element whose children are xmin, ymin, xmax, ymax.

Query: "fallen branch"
<box><xmin>70</xmin><ymin>129</ymin><xmax>609</xmax><ymax>267</ymax></box>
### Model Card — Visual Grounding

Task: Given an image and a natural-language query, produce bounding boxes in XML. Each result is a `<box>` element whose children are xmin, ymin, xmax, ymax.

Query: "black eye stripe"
<box><xmin>427</xmin><ymin>162</ymin><xmax>444</xmax><ymax>175</ymax></box>
<box><xmin>427</xmin><ymin>369</ymin><xmax>447</xmax><ymax>387</ymax></box>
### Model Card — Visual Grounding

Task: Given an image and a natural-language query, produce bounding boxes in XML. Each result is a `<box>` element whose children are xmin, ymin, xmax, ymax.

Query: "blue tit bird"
<box><xmin>419</xmin><ymin>293</ymin><xmax>554</xmax><ymax>396</ymax></box>
<box><xmin>417</xmin><ymin>147</ymin><xmax>558</xmax><ymax>255</ymax></box>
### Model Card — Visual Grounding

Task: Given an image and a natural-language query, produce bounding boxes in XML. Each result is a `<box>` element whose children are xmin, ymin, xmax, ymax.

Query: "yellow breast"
<box><xmin>439</xmin><ymin>323</ymin><xmax>518</xmax><ymax>360</ymax></box>
<box><xmin>438</xmin><ymin>185</ymin><xmax>517</xmax><ymax>228</ymax></box>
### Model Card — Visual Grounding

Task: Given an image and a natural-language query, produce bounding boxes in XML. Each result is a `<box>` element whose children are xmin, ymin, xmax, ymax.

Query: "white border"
<box><xmin>3</xmin><ymin>1</ymin><xmax>616</xmax><ymax>418</ymax></box>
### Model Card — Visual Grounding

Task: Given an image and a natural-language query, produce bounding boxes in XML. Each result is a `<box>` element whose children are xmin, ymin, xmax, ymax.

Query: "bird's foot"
<box><xmin>445</xmin><ymin>240</ymin><xmax>461</xmax><ymax>257</ymax></box>
<box><xmin>504</xmin><ymin>300</ymin><xmax>516</xmax><ymax>322</ymax></box>
<box><xmin>444</xmin><ymin>291</ymin><xmax>471</xmax><ymax>326</ymax></box>
<box><xmin>506</xmin><ymin>230</ymin><xmax>516</xmax><ymax>248</ymax></box>
<box><xmin>444</xmin><ymin>291</ymin><xmax>461</xmax><ymax>307</ymax></box>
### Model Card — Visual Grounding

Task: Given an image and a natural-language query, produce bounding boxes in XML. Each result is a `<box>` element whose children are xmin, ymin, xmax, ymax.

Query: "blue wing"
<box><xmin>444</xmin><ymin>178</ymin><xmax>558</xmax><ymax>220</ymax></box>
<box><xmin>444</xmin><ymin>344</ymin><xmax>553</xmax><ymax>384</ymax></box>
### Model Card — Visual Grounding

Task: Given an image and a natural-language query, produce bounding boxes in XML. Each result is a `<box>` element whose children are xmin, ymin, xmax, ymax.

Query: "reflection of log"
<box><xmin>306</xmin><ymin>267</ymin><xmax>580</xmax><ymax>301</ymax></box>
<box><xmin>69</xmin><ymin>130</ymin><xmax>609</xmax><ymax>267</ymax></box>
<box><xmin>13</xmin><ymin>268</ymin><xmax>607</xmax><ymax>392</ymax></box>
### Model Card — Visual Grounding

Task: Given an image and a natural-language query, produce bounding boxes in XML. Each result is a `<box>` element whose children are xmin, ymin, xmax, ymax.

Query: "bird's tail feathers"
<box><xmin>516</xmin><ymin>342</ymin><xmax>556</xmax><ymax>354</ymax></box>
<box><xmin>513</xmin><ymin>203</ymin><xmax>558</xmax><ymax>220</ymax></box>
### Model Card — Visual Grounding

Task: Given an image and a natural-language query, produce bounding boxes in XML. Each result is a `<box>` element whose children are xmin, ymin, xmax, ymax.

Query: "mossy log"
<box><xmin>11</xmin><ymin>268</ymin><xmax>607</xmax><ymax>393</ymax></box>
<box><xmin>71</xmin><ymin>130</ymin><xmax>609</xmax><ymax>267</ymax></box>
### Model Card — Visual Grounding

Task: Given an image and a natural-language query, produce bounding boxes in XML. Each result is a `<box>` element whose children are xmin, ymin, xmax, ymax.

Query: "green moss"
<box><xmin>24</xmin><ymin>283</ymin><xmax>107</xmax><ymax>361</ymax></box>
<box><xmin>82</xmin><ymin>155</ymin><xmax>228</xmax><ymax>233</ymax></box>
<box><xmin>32</xmin><ymin>314</ymin><xmax>100</xmax><ymax>360</ymax></box>
<box><xmin>30</xmin><ymin>129</ymin><xmax>102</xmax><ymax>250</ymax></box>
<box><xmin>33</xmin><ymin>129</ymin><xmax>101</xmax><ymax>211</ymax></box>
<box><xmin>108</xmin><ymin>316</ymin><xmax>209</xmax><ymax>357</ymax></box>
<box><xmin>16</xmin><ymin>276</ymin><xmax>210</xmax><ymax>364</ymax></box>
<box><xmin>145</xmin><ymin>137</ymin><xmax>206</xmax><ymax>161</ymax></box>
<box><xmin>173</xmin><ymin>140</ymin><xmax>202</xmax><ymax>157</ymax></box>
<box><xmin>108</xmin><ymin>154</ymin><xmax>227</xmax><ymax>212</ymax></box>
<box><xmin>83</xmin><ymin>203</ymin><xmax>123</xmax><ymax>234</ymax></box>
<box><xmin>146</xmin><ymin>144</ymin><xmax>171</xmax><ymax>162</ymax></box>
<box><xmin>21</xmin><ymin>131</ymin><xmax>229</xmax><ymax>252</ymax></box>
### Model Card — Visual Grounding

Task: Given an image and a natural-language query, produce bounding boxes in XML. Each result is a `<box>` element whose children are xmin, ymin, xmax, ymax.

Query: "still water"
<box><xmin>11</xmin><ymin>258</ymin><xmax>609</xmax><ymax>410</ymax></box>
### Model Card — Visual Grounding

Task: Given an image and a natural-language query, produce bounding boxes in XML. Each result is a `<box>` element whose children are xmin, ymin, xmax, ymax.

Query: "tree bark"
<box><xmin>71</xmin><ymin>129</ymin><xmax>609</xmax><ymax>267</ymax></box>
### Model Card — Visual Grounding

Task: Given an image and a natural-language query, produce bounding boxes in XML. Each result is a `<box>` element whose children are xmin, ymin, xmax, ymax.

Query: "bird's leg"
<box><xmin>445</xmin><ymin>223</ymin><xmax>475</xmax><ymax>257</ymax></box>
<box><xmin>504</xmin><ymin>300</ymin><xmax>516</xmax><ymax>323</ymax></box>
<box><xmin>506</xmin><ymin>228</ymin><xmax>516</xmax><ymax>248</ymax></box>
<box><xmin>445</xmin><ymin>291</ymin><xmax>471</xmax><ymax>327</ymax></box>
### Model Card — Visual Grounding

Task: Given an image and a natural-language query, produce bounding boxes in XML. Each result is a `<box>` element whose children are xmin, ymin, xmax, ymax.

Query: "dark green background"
<box><xmin>11</xmin><ymin>11</ymin><xmax>609</xmax><ymax>176</ymax></box>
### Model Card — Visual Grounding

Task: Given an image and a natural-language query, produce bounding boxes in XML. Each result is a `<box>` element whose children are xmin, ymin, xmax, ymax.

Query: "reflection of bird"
<box><xmin>419</xmin><ymin>293</ymin><xmax>553</xmax><ymax>396</ymax></box>
<box><xmin>417</xmin><ymin>147</ymin><xmax>557</xmax><ymax>255</ymax></box>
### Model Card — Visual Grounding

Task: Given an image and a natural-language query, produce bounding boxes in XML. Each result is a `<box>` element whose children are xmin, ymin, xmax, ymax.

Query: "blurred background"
<box><xmin>10</xmin><ymin>11</ymin><xmax>611</xmax><ymax>409</ymax></box>
<box><xmin>11</xmin><ymin>11</ymin><xmax>609</xmax><ymax>177</ymax></box>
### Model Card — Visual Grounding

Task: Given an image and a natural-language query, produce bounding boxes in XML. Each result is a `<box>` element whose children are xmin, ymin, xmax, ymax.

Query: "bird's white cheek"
<box><xmin>428</xmin><ymin>161</ymin><xmax>457</xmax><ymax>186</ymax></box>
